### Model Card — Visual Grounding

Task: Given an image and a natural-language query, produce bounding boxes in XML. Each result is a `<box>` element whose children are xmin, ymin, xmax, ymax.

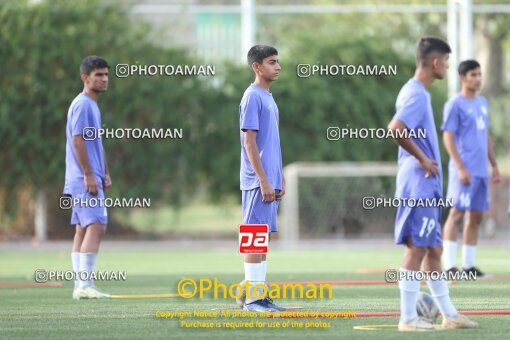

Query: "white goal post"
<box><xmin>280</xmin><ymin>162</ymin><xmax>398</xmax><ymax>246</ymax></box>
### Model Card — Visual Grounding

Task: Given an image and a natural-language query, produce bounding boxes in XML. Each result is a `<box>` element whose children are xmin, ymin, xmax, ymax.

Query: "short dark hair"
<box><xmin>80</xmin><ymin>55</ymin><xmax>110</xmax><ymax>75</ymax></box>
<box><xmin>458</xmin><ymin>59</ymin><xmax>480</xmax><ymax>76</ymax></box>
<box><xmin>415</xmin><ymin>37</ymin><xmax>451</xmax><ymax>66</ymax></box>
<box><xmin>247</xmin><ymin>45</ymin><xmax>278</xmax><ymax>66</ymax></box>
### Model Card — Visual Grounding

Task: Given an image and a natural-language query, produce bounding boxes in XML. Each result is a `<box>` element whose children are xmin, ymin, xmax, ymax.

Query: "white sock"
<box><xmin>261</xmin><ymin>260</ymin><xmax>267</xmax><ymax>281</ymax></box>
<box><xmin>244</xmin><ymin>262</ymin><xmax>265</xmax><ymax>304</ymax></box>
<box><xmin>443</xmin><ymin>240</ymin><xmax>458</xmax><ymax>270</ymax></box>
<box><xmin>462</xmin><ymin>244</ymin><xmax>477</xmax><ymax>269</ymax></box>
<box><xmin>71</xmin><ymin>252</ymin><xmax>80</xmax><ymax>289</ymax></box>
<box><xmin>398</xmin><ymin>268</ymin><xmax>420</xmax><ymax>322</ymax></box>
<box><xmin>78</xmin><ymin>252</ymin><xmax>97</xmax><ymax>289</ymax></box>
<box><xmin>427</xmin><ymin>279</ymin><xmax>458</xmax><ymax>317</ymax></box>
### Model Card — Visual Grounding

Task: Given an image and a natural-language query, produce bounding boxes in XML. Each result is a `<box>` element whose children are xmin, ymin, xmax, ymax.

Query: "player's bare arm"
<box><xmin>72</xmin><ymin>135</ymin><xmax>98</xmax><ymax>195</ymax></box>
<box><xmin>103</xmin><ymin>146</ymin><xmax>112</xmax><ymax>190</ymax></box>
<box><xmin>388</xmin><ymin>118</ymin><xmax>438</xmax><ymax>178</ymax></box>
<box><xmin>487</xmin><ymin>135</ymin><xmax>500</xmax><ymax>183</ymax></box>
<box><xmin>243</xmin><ymin>129</ymin><xmax>275</xmax><ymax>202</ymax></box>
<box><xmin>443</xmin><ymin>131</ymin><xmax>471</xmax><ymax>184</ymax></box>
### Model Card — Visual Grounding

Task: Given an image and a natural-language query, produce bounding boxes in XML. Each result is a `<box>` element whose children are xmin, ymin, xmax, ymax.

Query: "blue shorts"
<box><xmin>69</xmin><ymin>184</ymin><xmax>108</xmax><ymax>228</ymax></box>
<box><xmin>446</xmin><ymin>175</ymin><xmax>489</xmax><ymax>212</ymax></box>
<box><xmin>242</xmin><ymin>188</ymin><xmax>280</xmax><ymax>232</ymax></box>
<box><xmin>395</xmin><ymin>206</ymin><xmax>442</xmax><ymax>248</ymax></box>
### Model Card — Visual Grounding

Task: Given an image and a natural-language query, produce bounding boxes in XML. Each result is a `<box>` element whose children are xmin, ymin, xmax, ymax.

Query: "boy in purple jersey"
<box><xmin>442</xmin><ymin>60</ymin><xmax>500</xmax><ymax>278</ymax></box>
<box><xmin>238</xmin><ymin>45</ymin><xmax>285</xmax><ymax>312</ymax></box>
<box><xmin>64</xmin><ymin>56</ymin><xmax>111</xmax><ymax>299</ymax></box>
<box><xmin>388</xmin><ymin>37</ymin><xmax>477</xmax><ymax>331</ymax></box>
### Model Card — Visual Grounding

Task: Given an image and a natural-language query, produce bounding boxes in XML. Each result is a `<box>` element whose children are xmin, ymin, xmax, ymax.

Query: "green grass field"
<box><xmin>114</xmin><ymin>202</ymin><xmax>241</xmax><ymax>236</ymax></box>
<box><xmin>1</xmin><ymin>246</ymin><xmax>509</xmax><ymax>339</ymax></box>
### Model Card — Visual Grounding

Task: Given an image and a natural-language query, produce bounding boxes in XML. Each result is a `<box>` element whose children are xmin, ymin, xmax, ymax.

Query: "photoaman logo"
<box><xmin>239</xmin><ymin>224</ymin><xmax>269</xmax><ymax>254</ymax></box>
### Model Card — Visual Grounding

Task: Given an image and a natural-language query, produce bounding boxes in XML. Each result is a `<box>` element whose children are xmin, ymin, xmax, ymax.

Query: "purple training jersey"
<box><xmin>441</xmin><ymin>94</ymin><xmax>489</xmax><ymax>178</ymax></box>
<box><xmin>392</xmin><ymin>78</ymin><xmax>443</xmax><ymax>248</ymax></box>
<box><xmin>239</xmin><ymin>83</ymin><xmax>283</xmax><ymax>191</ymax></box>
<box><xmin>64</xmin><ymin>92</ymin><xmax>105</xmax><ymax>194</ymax></box>
<box><xmin>393</xmin><ymin>78</ymin><xmax>443</xmax><ymax>199</ymax></box>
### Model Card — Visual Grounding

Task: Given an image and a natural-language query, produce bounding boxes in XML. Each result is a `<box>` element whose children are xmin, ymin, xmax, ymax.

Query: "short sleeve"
<box><xmin>240</xmin><ymin>92</ymin><xmax>261</xmax><ymax>132</ymax></box>
<box><xmin>441</xmin><ymin>99</ymin><xmax>459</xmax><ymax>132</ymax></box>
<box><xmin>394</xmin><ymin>93</ymin><xmax>427</xmax><ymax>130</ymax></box>
<box><xmin>71</xmin><ymin>100</ymin><xmax>94</xmax><ymax>136</ymax></box>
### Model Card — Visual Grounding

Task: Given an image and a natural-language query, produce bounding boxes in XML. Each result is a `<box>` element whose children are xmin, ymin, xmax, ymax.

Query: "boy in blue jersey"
<box><xmin>64</xmin><ymin>56</ymin><xmax>111</xmax><ymax>299</ymax></box>
<box><xmin>239</xmin><ymin>45</ymin><xmax>285</xmax><ymax>312</ymax></box>
<box><xmin>388</xmin><ymin>37</ymin><xmax>478</xmax><ymax>331</ymax></box>
<box><xmin>442</xmin><ymin>60</ymin><xmax>500</xmax><ymax>277</ymax></box>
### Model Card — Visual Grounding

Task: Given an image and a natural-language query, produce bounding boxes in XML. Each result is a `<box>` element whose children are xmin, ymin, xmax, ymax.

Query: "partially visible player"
<box><xmin>388</xmin><ymin>37</ymin><xmax>478</xmax><ymax>331</ymax></box>
<box><xmin>239</xmin><ymin>45</ymin><xmax>285</xmax><ymax>312</ymax></box>
<box><xmin>64</xmin><ymin>56</ymin><xmax>111</xmax><ymax>299</ymax></box>
<box><xmin>442</xmin><ymin>60</ymin><xmax>500</xmax><ymax>278</ymax></box>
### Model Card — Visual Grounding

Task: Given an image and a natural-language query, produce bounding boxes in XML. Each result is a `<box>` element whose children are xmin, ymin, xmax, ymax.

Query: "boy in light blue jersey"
<box><xmin>388</xmin><ymin>37</ymin><xmax>477</xmax><ymax>331</ymax></box>
<box><xmin>64</xmin><ymin>56</ymin><xmax>112</xmax><ymax>300</ymax></box>
<box><xmin>239</xmin><ymin>45</ymin><xmax>285</xmax><ymax>312</ymax></box>
<box><xmin>442</xmin><ymin>60</ymin><xmax>500</xmax><ymax>277</ymax></box>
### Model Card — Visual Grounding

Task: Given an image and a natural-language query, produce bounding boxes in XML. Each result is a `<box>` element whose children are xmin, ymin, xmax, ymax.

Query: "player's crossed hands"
<box><xmin>84</xmin><ymin>173</ymin><xmax>111</xmax><ymax>195</ymax></box>
<box><xmin>261</xmin><ymin>181</ymin><xmax>276</xmax><ymax>202</ymax></box>
<box><xmin>84</xmin><ymin>173</ymin><xmax>99</xmax><ymax>195</ymax></box>
<box><xmin>261</xmin><ymin>179</ymin><xmax>286</xmax><ymax>202</ymax></box>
